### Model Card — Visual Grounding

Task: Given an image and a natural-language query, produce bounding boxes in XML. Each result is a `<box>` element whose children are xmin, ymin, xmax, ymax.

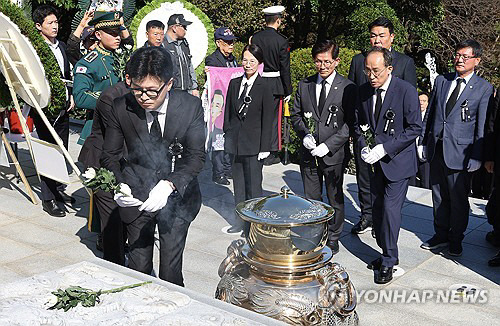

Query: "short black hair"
<box><xmin>368</xmin><ymin>17</ymin><xmax>394</xmax><ymax>35</ymax></box>
<box><xmin>146</xmin><ymin>20</ymin><xmax>165</xmax><ymax>31</ymax></box>
<box><xmin>418</xmin><ymin>91</ymin><xmax>429</xmax><ymax>98</ymax></box>
<box><xmin>455</xmin><ymin>39</ymin><xmax>482</xmax><ymax>58</ymax></box>
<box><xmin>127</xmin><ymin>47</ymin><xmax>173</xmax><ymax>82</ymax></box>
<box><xmin>33</xmin><ymin>5</ymin><xmax>58</xmax><ymax>26</ymax></box>
<box><xmin>265</xmin><ymin>14</ymin><xmax>280</xmax><ymax>25</ymax></box>
<box><xmin>213</xmin><ymin>89</ymin><xmax>224</xmax><ymax>96</ymax></box>
<box><xmin>312</xmin><ymin>40</ymin><xmax>339</xmax><ymax>59</ymax></box>
<box><xmin>242</xmin><ymin>44</ymin><xmax>264</xmax><ymax>63</ymax></box>
<box><xmin>366</xmin><ymin>46</ymin><xmax>393</xmax><ymax>67</ymax></box>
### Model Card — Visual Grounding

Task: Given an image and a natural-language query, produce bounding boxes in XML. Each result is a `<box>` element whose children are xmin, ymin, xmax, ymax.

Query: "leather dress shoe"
<box><xmin>421</xmin><ymin>235</ymin><xmax>449</xmax><ymax>250</ymax></box>
<box><xmin>213</xmin><ymin>175</ymin><xmax>230</xmax><ymax>185</ymax></box>
<box><xmin>448</xmin><ymin>242</ymin><xmax>463</xmax><ymax>257</ymax></box>
<box><xmin>375</xmin><ymin>266</ymin><xmax>393</xmax><ymax>284</ymax></box>
<box><xmin>488</xmin><ymin>251</ymin><xmax>500</xmax><ymax>267</ymax></box>
<box><xmin>327</xmin><ymin>240</ymin><xmax>339</xmax><ymax>255</ymax></box>
<box><xmin>226</xmin><ymin>225</ymin><xmax>243</xmax><ymax>234</ymax></box>
<box><xmin>367</xmin><ymin>258</ymin><xmax>399</xmax><ymax>270</ymax></box>
<box><xmin>485</xmin><ymin>231</ymin><xmax>500</xmax><ymax>247</ymax></box>
<box><xmin>262</xmin><ymin>153</ymin><xmax>281</xmax><ymax>166</ymax></box>
<box><xmin>42</xmin><ymin>200</ymin><xmax>65</xmax><ymax>217</ymax></box>
<box><xmin>56</xmin><ymin>191</ymin><xmax>76</xmax><ymax>203</ymax></box>
<box><xmin>371</xmin><ymin>228</ymin><xmax>376</xmax><ymax>238</ymax></box>
<box><xmin>351</xmin><ymin>218</ymin><xmax>372</xmax><ymax>234</ymax></box>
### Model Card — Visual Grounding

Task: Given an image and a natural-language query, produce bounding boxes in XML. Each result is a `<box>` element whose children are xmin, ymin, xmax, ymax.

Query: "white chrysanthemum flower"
<box><xmin>124</xmin><ymin>44</ymin><xmax>133</xmax><ymax>50</ymax></box>
<box><xmin>360</xmin><ymin>124</ymin><xmax>370</xmax><ymax>132</ymax></box>
<box><xmin>304</xmin><ymin>112</ymin><xmax>312</xmax><ymax>119</ymax></box>
<box><xmin>82</xmin><ymin>167</ymin><xmax>96</xmax><ymax>180</ymax></box>
<box><xmin>115</xmin><ymin>48</ymin><xmax>123</xmax><ymax>55</ymax></box>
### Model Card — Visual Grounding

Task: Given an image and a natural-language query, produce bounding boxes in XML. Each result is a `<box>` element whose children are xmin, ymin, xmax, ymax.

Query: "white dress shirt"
<box><xmin>372</xmin><ymin>74</ymin><xmax>392</xmax><ymax>115</ymax></box>
<box><xmin>46</xmin><ymin>39</ymin><xmax>65</xmax><ymax>76</ymax></box>
<box><xmin>238</xmin><ymin>72</ymin><xmax>259</xmax><ymax>98</ymax></box>
<box><xmin>146</xmin><ymin>92</ymin><xmax>169</xmax><ymax>135</ymax></box>
<box><xmin>316</xmin><ymin>71</ymin><xmax>336</xmax><ymax>106</ymax></box>
<box><xmin>445</xmin><ymin>72</ymin><xmax>474</xmax><ymax>103</ymax></box>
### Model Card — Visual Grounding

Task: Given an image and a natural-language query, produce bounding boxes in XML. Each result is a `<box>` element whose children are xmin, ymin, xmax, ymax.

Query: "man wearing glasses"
<box><xmin>290</xmin><ymin>40</ymin><xmax>357</xmax><ymax>255</ymax></box>
<box><xmin>419</xmin><ymin>40</ymin><xmax>493</xmax><ymax>257</ymax></box>
<box><xmin>163</xmin><ymin>14</ymin><xmax>199</xmax><ymax>97</ymax></box>
<box><xmin>348</xmin><ymin>17</ymin><xmax>417</xmax><ymax>238</ymax></box>
<box><xmin>355</xmin><ymin>47</ymin><xmax>421</xmax><ymax>284</ymax></box>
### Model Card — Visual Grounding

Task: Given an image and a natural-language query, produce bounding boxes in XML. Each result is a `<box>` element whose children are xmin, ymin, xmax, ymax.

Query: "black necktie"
<box><xmin>446</xmin><ymin>78</ymin><xmax>464</xmax><ymax>117</ymax></box>
<box><xmin>150</xmin><ymin>111</ymin><xmax>162</xmax><ymax>146</ymax></box>
<box><xmin>374</xmin><ymin>88</ymin><xmax>383</xmax><ymax>125</ymax></box>
<box><xmin>238</xmin><ymin>82</ymin><xmax>248</xmax><ymax>109</ymax></box>
<box><xmin>318</xmin><ymin>79</ymin><xmax>327</xmax><ymax>115</ymax></box>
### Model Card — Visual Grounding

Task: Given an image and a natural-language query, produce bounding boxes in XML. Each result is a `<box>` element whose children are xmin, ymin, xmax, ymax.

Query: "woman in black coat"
<box><xmin>223</xmin><ymin>44</ymin><xmax>274</xmax><ymax>232</ymax></box>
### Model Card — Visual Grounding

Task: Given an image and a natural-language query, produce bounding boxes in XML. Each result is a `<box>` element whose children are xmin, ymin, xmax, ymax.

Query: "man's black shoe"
<box><xmin>485</xmin><ymin>231</ymin><xmax>500</xmax><ymax>247</ymax></box>
<box><xmin>367</xmin><ymin>258</ymin><xmax>399</xmax><ymax>270</ymax></box>
<box><xmin>371</xmin><ymin>228</ymin><xmax>376</xmax><ymax>238</ymax></box>
<box><xmin>421</xmin><ymin>235</ymin><xmax>449</xmax><ymax>250</ymax></box>
<box><xmin>448</xmin><ymin>242</ymin><xmax>463</xmax><ymax>257</ymax></box>
<box><xmin>327</xmin><ymin>240</ymin><xmax>339</xmax><ymax>255</ymax></box>
<box><xmin>227</xmin><ymin>225</ymin><xmax>243</xmax><ymax>234</ymax></box>
<box><xmin>262</xmin><ymin>153</ymin><xmax>281</xmax><ymax>166</ymax></box>
<box><xmin>488</xmin><ymin>251</ymin><xmax>500</xmax><ymax>267</ymax></box>
<box><xmin>96</xmin><ymin>233</ymin><xmax>103</xmax><ymax>252</ymax></box>
<box><xmin>375</xmin><ymin>266</ymin><xmax>393</xmax><ymax>284</ymax></box>
<box><xmin>56</xmin><ymin>191</ymin><xmax>76</xmax><ymax>204</ymax></box>
<box><xmin>351</xmin><ymin>219</ymin><xmax>372</xmax><ymax>234</ymax></box>
<box><xmin>42</xmin><ymin>200</ymin><xmax>65</xmax><ymax>217</ymax></box>
<box><xmin>213</xmin><ymin>175</ymin><xmax>230</xmax><ymax>185</ymax></box>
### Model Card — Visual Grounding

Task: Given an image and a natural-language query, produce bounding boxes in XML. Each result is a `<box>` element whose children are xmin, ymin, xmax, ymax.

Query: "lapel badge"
<box><xmin>334</xmin><ymin>86</ymin><xmax>338</xmax><ymax>90</ymax></box>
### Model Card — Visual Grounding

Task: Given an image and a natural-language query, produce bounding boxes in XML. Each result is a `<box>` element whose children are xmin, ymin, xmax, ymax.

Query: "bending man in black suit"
<box><xmin>356</xmin><ymin>47</ymin><xmax>421</xmax><ymax>284</ymax></box>
<box><xmin>101</xmin><ymin>47</ymin><xmax>205</xmax><ymax>286</ymax></box>
<box><xmin>290</xmin><ymin>40</ymin><xmax>356</xmax><ymax>255</ymax></box>
<box><xmin>348</xmin><ymin>17</ymin><xmax>417</xmax><ymax>236</ymax></box>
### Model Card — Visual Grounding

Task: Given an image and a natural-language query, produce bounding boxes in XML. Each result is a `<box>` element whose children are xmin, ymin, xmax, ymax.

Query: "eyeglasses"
<box><xmin>314</xmin><ymin>60</ymin><xmax>334</xmax><ymax>68</ymax></box>
<box><xmin>454</xmin><ymin>53</ymin><xmax>476</xmax><ymax>61</ymax></box>
<box><xmin>363</xmin><ymin>66</ymin><xmax>388</xmax><ymax>78</ymax></box>
<box><xmin>242</xmin><ymin>58</ymin><xmax>258</xmax><ymax>65</ymax></box>
<box><xmin>129</xmin><ymin>82</ymin><xmax>167</xmax><ymax>99</ymax></box>
<box><xmin>219</xmin><ymin>39</ymin><xmax>235</xmax><ymax>46</ymax></box>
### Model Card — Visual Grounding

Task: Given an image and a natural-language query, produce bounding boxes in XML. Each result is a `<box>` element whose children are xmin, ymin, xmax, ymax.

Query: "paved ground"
<box><xmin>0</xmin><ymin>127</ymin><xmax>499</xmax><ymax>325</ymax></box>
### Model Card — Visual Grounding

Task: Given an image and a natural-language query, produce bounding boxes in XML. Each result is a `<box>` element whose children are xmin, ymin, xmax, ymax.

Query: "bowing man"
<box><xmin>356</xmin><ymin>47</ymin><xmax>421</xmax><ymax>284</ymax></box>
<box><xmin>290</xmin><ymin>40</ymin><xmax>357</xmax><ymax>255</ymax></box>
<box><xmin>101</xmin><ymin>47</ymin><xmax>205</xmax><ymax>286</ymax></box>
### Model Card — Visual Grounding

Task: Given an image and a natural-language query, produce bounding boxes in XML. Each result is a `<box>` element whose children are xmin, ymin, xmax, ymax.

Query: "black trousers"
<box><xmin>353</xmin><ymin>141</ymin><xmax>373</xmax><ymax>222</ymax></box>
<box><xmin>300</xmin><ymin>162</ymin><xmax>345</xmax><ymax>242</ymax></box>
<box><xmin>126</xmin><ymin>208</ymin><xmax>192</xmax><ymax>287</ymax></box>
<box><xmin>212</xmin><ymin>150</ymin><xmax>232</xmax><ymax>178</ymax></box>
<box><xmin>371</xmin><ymin>164</ymin><xmax>409</xmax><ymax>267</ymax></box>
<box><xmin>486</xmin><ymin>174</ymin><xmax>500</xmax><ymax>239</ymax></box>
<box><xmin>430</xmin><ymin>142</ymin><xmax>471</xmax><ymax>244</ymax></box>
<box><xmin>270</xmin><ymin>95</ymin><xmax>281</xmax><ymax>152</ymax></box>
<box><xmin>93</xmin><ymin>191</ymin><xmax>125</xmax><ymax>265</ymax></box>
<box><xmin>31</xmin><ymin>109</ymin><xmax>69</xmax><ymax>201</ymax></box>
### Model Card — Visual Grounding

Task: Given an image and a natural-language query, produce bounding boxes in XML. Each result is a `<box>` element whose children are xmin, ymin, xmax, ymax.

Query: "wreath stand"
<box><xmin>0</xmin><ymin>29</ymin><xmax>91</xmax><ymax>205</ymax></box>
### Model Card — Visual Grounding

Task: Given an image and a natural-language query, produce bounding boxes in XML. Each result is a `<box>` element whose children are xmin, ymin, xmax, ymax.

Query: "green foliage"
<box><xmin>35</xmin><ymin>0</ymin><xmax>77</xmax><ymax>10</ymax></box>
<box><xmin>344</xmin><ymin>0</ymin><xmax>408</xmax><ymax>52</ymax></box>
<box><xmin>0</xmin><ymin>74</ymin><xmax>11</xmax><ymax>107</ymax></box>
<box><xmin>130</xmin><ymin>0</ymin><xmax>215</xmax><ymax>89</ymax></box>
<box><xmin>0</xmin><ymin>0</ymin><xmax>66</xmax><ymax>119</ymax></box>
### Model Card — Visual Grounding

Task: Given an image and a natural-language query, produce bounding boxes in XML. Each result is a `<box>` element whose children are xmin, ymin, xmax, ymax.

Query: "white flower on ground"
<box><xmin>304</xmin><ymin>112</ymin><xmax>312</xmax><ymax>119</ymax></box>
<box><xmin>360</xmin><ymin>124</ymin><xmax>370</xmax><ymax>132</ymax></box>
<box><xmin>82</xmin><ymin>167</ymin><xmax>96</xmax><ymax>180</ymax></box>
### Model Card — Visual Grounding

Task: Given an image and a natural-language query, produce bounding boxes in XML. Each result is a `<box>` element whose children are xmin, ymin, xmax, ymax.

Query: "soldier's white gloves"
<box><xmin>311</xmin><ymin>143</ymin><xmax>329</xmax><ymax>157</ymax></box>
<box><xmin>467</xmin><ymin>159</ymin><xmax>482</xmax><ymax>172</ymax></box>
<box><xmin>258</xmin><ymin>152</ymin><xmax>271</xmax><ymax>160</ymax></box>
<box><xmin>114</xmin><ymin>183</ymin><xmax>143</xmax><ymax>207</ymax></box>
<box><xmin>303</xmin><ymin>134</ymin><xmax>317</xmax><ymax>150</ymax></box>
<box><xmin>362</xmin><ymin>144</ymin><xmax>386</xmax><ymax>164</ymax></box>
<box><xmin>417</xmin><ymin>145</ymin><xmax>427</xmax><ymax>162</ymax></box>
<box><xmin>139</xmin><ymin>180</ymin><xmax>173</xmax><ymax>212</ymax></box>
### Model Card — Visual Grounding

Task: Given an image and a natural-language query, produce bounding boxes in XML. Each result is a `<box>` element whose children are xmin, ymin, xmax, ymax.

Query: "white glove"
<box><xmin>310</xmin><ymin>143</ymin><xmax>329</xmax><ymax>157</ymax></box>
<box><xmin>467</xmin><ymin>159</ymin><xmax>482</xmax><ymax>172</ymax></box>
<box><xmin>139</xmin><ymin>180</ymin><xmax>174</xmax><ymax>212</ymax></box>
<box><xmin>417</xmin><ymin>145</ymin><xmax>427</xmax><ymax>162</ymax></box>
<box><xmin>303</xmin><ymin>134</ymin><xmax>317</xmax><ymax>150</ymax></box>
<box><xmin>258</xmin><ymin>152</ymin><xmax>271</xmax><ymax>160</ymax></box>
<box><xmin>114</xmin><ymin>183</ymin><xmax>143</xmax><ymax>207</ymax></box>
<box><xmin>362</xmin><ymin>144</ymin><xmax>386</xmax><ymax>164</ymax></box>
<box><xmin>284</xmin><ymin>95</ymin><xmax>291</xmax><ymax>102</ymax></box>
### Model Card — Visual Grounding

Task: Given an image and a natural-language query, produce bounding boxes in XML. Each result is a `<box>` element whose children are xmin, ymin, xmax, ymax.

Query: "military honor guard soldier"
<box><xmin>290</xmin><ymin>40</ymin><xmax>357</xmax><ymax>254</ymax></box>
<box><xmin>251</xmin><ymin>5</ymin><xmax>292</xmax><ymax>165</ymax></box>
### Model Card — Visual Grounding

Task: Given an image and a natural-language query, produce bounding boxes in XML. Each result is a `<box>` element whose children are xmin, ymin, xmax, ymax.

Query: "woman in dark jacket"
<box><xmin>223</xmin><ymin>44</ymin><xmax>274</xmax><ymax>233</ymax></box>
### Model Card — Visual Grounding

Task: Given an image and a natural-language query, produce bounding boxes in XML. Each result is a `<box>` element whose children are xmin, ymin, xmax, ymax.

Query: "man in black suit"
<box><xmin>348</xmin><ymin>17</ymin><xmax>417</xmax><ymax>236</ymax></box>
<box><xmin>356</xmin><ymin>47</ymin><xmax>421</xmax><ymax>284</ymax></box>
<box><xmin>101</xmin><ymin>47</ymin><xmax>205</xmax><ymax>286</ymax></box>
<box><xmin>78</xmin><ymin>81</ymin><xmax>129</xmax><ymax>265</ymax></box>
<box><xmin>32</xmin><ymin>5</ymin><xmax>75</xmax><ymax>217</ymax></box>
<box><xmin>419</xmin><ymin>40</ymin><xmax>494</xmax><ymax>257</ymax></box>
<box><xmin>290</xmin><ymin>40</ymin><xmax>356</xmax><ymax>254</ymax></box>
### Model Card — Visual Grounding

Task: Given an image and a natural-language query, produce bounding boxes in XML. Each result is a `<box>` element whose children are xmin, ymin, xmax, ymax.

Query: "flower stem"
<box><xmin>100</xmin><ymin>281</ymin><xmax>152</xmax><ymax>294</ymax></box>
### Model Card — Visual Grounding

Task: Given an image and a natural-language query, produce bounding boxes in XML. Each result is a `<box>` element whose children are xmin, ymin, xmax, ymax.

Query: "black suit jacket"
<box><xmin>355</xmin><ymin>77</ymin><xmax>422</xmax><ymax>181</ymax></box>
<box><xmin>205</xmin><ymin>49</ymin><xmax>238</xmax><ymax>67</ymax></box>
<box><xmin>223</xmin><ymin>74</ymin><xmax>275</xmax><ymax>156</ymax></box>
<box><xmin>348</xmin><ymin>50</ymin><xmax>417</xmax><ymax>87</ymax></box>
<box><xmin>101</xmin><ymin>89</ymin><xmax>206</xmax><ymax>223</ymax></box>
<box><xmin>485</xmin><ymin>88</ymin><xmax>500</xmax><ymax>172</ymax></box>
<box><xmin>78</xmin><ymin>82</ymin><xmax>128</xmax><ymax>168</ymax></box>
<box><xmin>290</xmin><ymin>73</ymin><xmax>357</xmax><ymax>166</ymax></box>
